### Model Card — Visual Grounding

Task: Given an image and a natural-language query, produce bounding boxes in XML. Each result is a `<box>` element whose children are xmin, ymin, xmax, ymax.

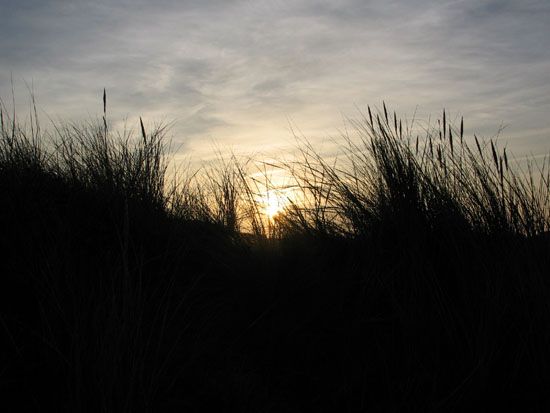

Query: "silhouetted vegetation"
<box><xmin>1</xmin><ymin>96</ymin><xmax>549</xmax><ymax>412</ymax></box>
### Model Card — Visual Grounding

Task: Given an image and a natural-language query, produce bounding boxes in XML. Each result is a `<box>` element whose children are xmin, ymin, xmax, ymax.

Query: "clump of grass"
<box><xmin>0</xmin><ymin>92</ymin><xmax>245</xmax><ymax>411</ymax></box>
<box><xmin>0</xmin><ymin>94</ymin><xmax>46</xmax><ymax>173</ymax></box>
<box><xmin>277</xmin><ymin>103</ymin><xmax>550</xmax><ymax>240</ymax></box>
<box><xmin>53</xmin><ymin>93</ymin><xmax>169</xmax><ymax>213</ymax></box>
<box><xmin>266</xmin><ymin>105</ymin><xmax>550</xmax><ymax>410</ymax></box>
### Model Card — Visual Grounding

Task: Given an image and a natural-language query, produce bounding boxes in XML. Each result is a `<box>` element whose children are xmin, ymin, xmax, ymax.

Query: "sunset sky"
<box><xmin>1</xmin><ymin>0</ymin><xmax>550</xmax><ymax>161</ymax></box>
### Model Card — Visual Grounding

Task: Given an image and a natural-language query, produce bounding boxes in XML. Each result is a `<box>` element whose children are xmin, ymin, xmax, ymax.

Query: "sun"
<box><xmin>265</xmin><ymin>199</ymin><xmax>282</xmax><ymax>219</ymax></box>
<box><xmin>260</xmin><ymin>190</ymin><xmax>287</xmax><ymax>219</ymax></box>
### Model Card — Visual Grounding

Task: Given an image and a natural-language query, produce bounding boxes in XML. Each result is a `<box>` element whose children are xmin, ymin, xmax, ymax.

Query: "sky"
<box><xmin>1</xmin><ymin>0</ymin><xmax>550</xmax><ymax>162</ymax></box>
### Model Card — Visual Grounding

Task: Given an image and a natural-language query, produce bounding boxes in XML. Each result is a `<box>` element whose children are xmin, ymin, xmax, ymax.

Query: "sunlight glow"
<box><xmin>259</xmin><ymin>189</ymin><xmax>289</xmax><ymax>219</ymax></box>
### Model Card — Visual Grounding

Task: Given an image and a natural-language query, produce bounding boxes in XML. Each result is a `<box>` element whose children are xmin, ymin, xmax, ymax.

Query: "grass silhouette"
<box><xmin>1</xmin><ymin>95</ymin><xmax>549</xmax><ymax>412</ymax></box>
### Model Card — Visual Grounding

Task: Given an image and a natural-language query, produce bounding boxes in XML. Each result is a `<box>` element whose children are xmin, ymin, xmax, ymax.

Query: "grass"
<box><xmin>1</xmin><ymin>95</ymin><xmax>549</xmax><ymax>412</ymax></box>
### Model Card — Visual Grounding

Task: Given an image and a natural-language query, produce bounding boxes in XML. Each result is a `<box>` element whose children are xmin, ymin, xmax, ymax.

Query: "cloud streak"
<box><xmin>1</xmin><ymin>0</ymin><xmax>550</xmax><ymax>158</ymax></box>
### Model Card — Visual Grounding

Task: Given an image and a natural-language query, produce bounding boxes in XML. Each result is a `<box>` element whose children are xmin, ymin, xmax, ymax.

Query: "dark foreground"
<box><xmin>2</xmin><ymin>169</ymin><xmax>549</xmax><ymax>413</ymax></box>
<box><xmin>1</xmin><ymin>106</ymin><xmax>550</xmax><ymax>412</ymax></box>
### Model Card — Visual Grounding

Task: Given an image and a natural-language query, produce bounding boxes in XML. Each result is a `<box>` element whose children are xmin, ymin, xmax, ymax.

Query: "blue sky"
<box><xmin>1</xmin><ymin>0</ymin><xmax>550</xmax><ymax>160</ymax></box>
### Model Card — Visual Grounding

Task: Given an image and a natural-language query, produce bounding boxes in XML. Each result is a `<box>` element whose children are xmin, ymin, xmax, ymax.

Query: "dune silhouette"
<box><xmin>1</xmin><ymin>99</ymin><xmax>549</xmax><ymax>412</ymax></box>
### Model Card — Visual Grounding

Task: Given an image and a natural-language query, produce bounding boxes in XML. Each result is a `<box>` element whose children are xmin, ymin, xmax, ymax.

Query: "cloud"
<box><xmin>1</xmin><ymin>0</ymin><xmax>549</xmax><ymax>159</ymax></box>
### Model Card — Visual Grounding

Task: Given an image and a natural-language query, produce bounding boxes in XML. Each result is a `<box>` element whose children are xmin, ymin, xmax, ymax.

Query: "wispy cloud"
<box><xmin>1</xmin><ymin>0</ymin><xmax>549</xmax><ymax>158</ymax></box>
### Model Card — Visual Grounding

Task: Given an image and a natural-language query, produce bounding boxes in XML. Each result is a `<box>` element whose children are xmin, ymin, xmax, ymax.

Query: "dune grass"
<box><xmin>1</xmin><ymin>96</ymin><xmax>549</xmax><ymax>412</ymax></box>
